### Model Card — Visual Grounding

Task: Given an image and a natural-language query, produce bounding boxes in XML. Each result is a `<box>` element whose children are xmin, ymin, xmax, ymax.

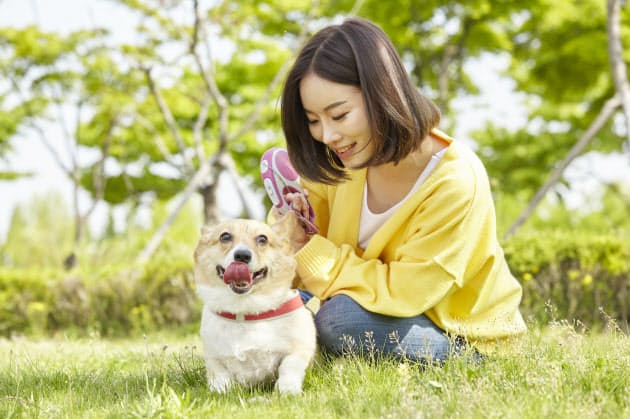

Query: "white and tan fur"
<box><xmin>193</xmin><ymin>214</ymin><xmax>316</xmax><ymax>394</ymax></box>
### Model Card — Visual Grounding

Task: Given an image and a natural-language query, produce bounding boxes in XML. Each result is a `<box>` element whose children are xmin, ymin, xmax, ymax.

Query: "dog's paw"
<box><xmin>275</xmin><ymin>375</ymin><xmax>303</xmax><ymax>395</ymax></box>
<box><xmin>208</xmin><ymin>375</ymin><xmax>231</xmax><ymax>394</ymax></box>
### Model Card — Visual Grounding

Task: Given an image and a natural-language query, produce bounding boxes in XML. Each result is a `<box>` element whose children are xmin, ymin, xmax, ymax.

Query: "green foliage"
<box><xmin>0</xmin><ymin>186</ymin><xmax>202</xmax><ymax>266</ymax></box>
<box><xmin>0</xmin><ymin>97</ymin><xmax>30</xmax><ymax>152</ymax></box>
<box><xmin>509</xmin><ymin>0</ymin><xmax>612</xmax><ymax>107</ymax></box>
<box><xmin>0</xmin><ymin>170</ymin><xmax>31</xmax><ymax>180</ymax></box>
<box><xmin>0</xmin><ymin>25</ymin><xmax>131</xmax><ymax>248</ymax></box>
<box><xmin>80</xmin><ymin>168</ymin><xmax>187</xmax><ymax>205</ymax></box>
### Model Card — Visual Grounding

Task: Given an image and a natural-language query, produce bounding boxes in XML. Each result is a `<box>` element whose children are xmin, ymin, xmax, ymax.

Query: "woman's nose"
<box><xmin>321</xmin><ymin>122</ymin><xmax>340</xmax><ymax>145</ymax></box>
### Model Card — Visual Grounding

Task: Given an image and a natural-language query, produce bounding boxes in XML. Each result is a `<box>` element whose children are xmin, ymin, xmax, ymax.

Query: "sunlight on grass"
<box><xmin>0</xmin><ymin>324</ymin><xmax>629</xmax><ymax>418</ymax></box>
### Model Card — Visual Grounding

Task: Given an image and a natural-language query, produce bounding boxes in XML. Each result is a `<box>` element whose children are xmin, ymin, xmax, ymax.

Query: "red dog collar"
<box><xmin>216</xmin><ymin>293</ymin><xmax>304</xmax><ymax>321</ymax></box>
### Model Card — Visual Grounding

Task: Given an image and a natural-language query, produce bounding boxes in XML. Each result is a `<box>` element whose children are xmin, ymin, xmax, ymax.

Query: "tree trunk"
<box><xmin>201</xmin><ymin>183</ymin><xmax>220</xmax><ymax>225</ymax></box>
<box><xmin>504</xmin><ymin>96</ymin><xmax>621</xmax><ymax>240</ymax></box>
<box><xmin>606</xmin><ymin>0</ymin><xmax>630</xmax><ymax>152</ymax></box>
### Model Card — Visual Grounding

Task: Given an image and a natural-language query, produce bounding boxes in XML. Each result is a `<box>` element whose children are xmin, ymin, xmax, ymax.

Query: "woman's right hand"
<box><xmin>272</xmin><ymin>208</ymin><xmax>311</xmax><ymax>252</ymax></box>
<box><xmin>284</xmin><ymin>190</ymin><xmax>311</xmax><ymax>221</ymax></box>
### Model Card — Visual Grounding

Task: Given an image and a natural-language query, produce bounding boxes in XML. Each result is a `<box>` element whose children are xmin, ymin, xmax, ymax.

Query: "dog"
<box><xmin>193</xmin><ymin>213</ymin><xmax>316</xmax><ymax>394</ymax></box>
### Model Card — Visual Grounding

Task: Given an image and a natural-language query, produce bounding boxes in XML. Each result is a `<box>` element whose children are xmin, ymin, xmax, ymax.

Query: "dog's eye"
<box><xmin>219</xmin><ymin>232</ymin><xmax>232</xmax><ymax>243</ymax></box>
<box><xmin>256</xmin><ymin>234</ymin><xmax>268</xmax><ymax>245</ymax></box>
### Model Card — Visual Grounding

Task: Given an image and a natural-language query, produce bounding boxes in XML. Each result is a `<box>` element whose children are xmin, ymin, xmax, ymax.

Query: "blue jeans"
<box><xmin>299</xmin><ymin>290</ymin><xmax>461</xmax><ymax>363</ymax></box>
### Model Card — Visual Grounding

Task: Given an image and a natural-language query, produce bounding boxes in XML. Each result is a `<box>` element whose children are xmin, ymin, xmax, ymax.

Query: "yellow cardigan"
<box><xmin>295</xmin><ymin>131</ymin><xmax>526</xmax><ymax>351</ymax></box>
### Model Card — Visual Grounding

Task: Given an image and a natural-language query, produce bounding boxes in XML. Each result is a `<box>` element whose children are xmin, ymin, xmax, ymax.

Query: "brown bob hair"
<box><xmin>281</xmin><ymin>17</ymin><xmax>440</xmax><ymax>184</ymax></box>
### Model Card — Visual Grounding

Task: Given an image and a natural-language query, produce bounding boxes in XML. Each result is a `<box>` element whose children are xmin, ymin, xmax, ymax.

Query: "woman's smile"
<box><xmin>333</xmin><ymin>143</ymin><xmax>356</xmax><ymax>159</ymax></box>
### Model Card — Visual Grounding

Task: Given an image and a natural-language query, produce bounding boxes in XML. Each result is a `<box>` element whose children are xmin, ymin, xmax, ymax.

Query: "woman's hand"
<box><xmin>284</xmin><ymin>190</ymin><xmax>311</xmax><ymax>220</ymax></box>
<box><xmin>272</xmin><ymin>207</ymin><xmax>312</xmax><ymax>252</ymax></box>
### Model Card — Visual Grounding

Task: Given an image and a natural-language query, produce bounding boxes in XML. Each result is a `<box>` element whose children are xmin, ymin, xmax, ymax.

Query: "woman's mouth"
<box><xmin>335</xmin><ymin>143</ymin><xmax>355</xmax><ymax>160</ymax></box>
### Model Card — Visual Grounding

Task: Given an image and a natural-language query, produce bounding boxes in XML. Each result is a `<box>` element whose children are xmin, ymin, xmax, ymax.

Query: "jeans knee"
<box><xmin>312</xmin><ymin>294</ymin><xmax>457</xmax><ymax>362</ymax></box>
<box><xmin>314</xmin><ymin>294</ymin><xmax>358</xmax><ymax>354</ymax></box>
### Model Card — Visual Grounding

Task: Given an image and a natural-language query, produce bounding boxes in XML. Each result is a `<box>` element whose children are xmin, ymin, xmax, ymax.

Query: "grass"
<box><xmin>0</xmin><ymin>321</ymin><xmax>629</xmax><ymax>418</ymax></box>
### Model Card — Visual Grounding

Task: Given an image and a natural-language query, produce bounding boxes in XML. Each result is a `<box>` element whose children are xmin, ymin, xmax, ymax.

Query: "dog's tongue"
<box><xmin>223</xmin><ymin>261</ymin><xmax>252</xmax><ymax>285</ymax></box>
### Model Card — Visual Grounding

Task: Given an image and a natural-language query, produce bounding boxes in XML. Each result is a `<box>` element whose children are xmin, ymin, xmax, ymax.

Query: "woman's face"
<box><xmin>299</xmin><ymin>73</ymin><xmax>374</xmax><ymax>168</ymax></box>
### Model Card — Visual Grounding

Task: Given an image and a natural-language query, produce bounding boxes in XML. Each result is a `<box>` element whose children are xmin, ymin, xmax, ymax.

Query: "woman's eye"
<box><xmin>256</xmin><ymin>235</ymin><xmax>268</xmax><ymax>245</ymax></box>
<box><xmin>307</xmin><ymin>119</ymin><xmax>318</xmax><ymax>125</ymax></box>
<box><xmin>332</xmin><ymin>112</ymin><xmax>348</xmax><ymax>121</ymax></box>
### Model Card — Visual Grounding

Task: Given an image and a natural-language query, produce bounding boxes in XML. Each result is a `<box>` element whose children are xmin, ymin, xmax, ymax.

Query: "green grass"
<box><xmin>1</xmin><ymin>322</ymin><xmax>629</xmax><ymax>418</ymax></box>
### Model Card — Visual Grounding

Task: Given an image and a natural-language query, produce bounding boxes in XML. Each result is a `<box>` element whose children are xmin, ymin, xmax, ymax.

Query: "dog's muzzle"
<box><xmin>216</xmin><ymin>262</ymin><xmax>268</xmax><ymax>294</ymax></box>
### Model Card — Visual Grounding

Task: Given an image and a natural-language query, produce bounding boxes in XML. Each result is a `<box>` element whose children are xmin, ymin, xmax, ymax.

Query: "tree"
<box><xmin>0</xmin><ymin>25</ymin><xmax>121</xmax><ymax>268</ymax></box>
<box><xmin>471</xmin><ymin>0</ymin><xmax>630</xmax><ymax>238</ymax></box>
<box><xmin>95</xmin><ymin>0</ymin><xmax>350</xmax><ymax>262</ymax></box>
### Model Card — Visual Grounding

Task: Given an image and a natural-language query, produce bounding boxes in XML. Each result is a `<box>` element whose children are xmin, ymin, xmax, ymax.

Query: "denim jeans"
<box><xmin>299</xmin><ymin>290</ymin><xmax>460</xmax><ymax>363</ymax></box>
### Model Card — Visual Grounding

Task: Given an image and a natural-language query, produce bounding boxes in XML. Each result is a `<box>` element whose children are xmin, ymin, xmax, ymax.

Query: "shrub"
<box><xmin>0</xmin><ymin>253</ymin><xmax>200</xmax><ymax>337</ymax></box>
<box><xmin>1</xmin><ymin>230</ymin><xmax>628</xmax><ymax>337</ymax></box>
<box><xmin>504</xmin><ymin>230</ymin><xmax>630</xmax><ymax>330</ymax></box>
<box><xmin>0</xmin><ymin>268</ymin><xmax>55</xmax><ymax>335</ymax></box>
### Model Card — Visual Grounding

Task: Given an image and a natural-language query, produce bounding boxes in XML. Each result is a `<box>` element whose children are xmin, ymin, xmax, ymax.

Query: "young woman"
<box><xmin>276</xmin><ymin>17</ymin><xmax>525</xmax><ymax>362</ymax></box>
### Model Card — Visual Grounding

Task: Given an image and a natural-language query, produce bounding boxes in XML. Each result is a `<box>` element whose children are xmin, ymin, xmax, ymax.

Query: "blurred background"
<box><xmin>0</xmin><ymin>0</ymin><xmax>629</xmax><ymax>337</ymax></box>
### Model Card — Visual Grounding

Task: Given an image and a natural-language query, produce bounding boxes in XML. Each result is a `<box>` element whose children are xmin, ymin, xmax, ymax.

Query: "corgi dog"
<box><xmin>193</xmin><ymin>213</ymin><xmax>316</xmax><ymax>394</ymax></box>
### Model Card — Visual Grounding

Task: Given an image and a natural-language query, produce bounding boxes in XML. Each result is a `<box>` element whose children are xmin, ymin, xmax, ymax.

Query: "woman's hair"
<box><xmin>281</xmin><ymin>17</ymin><xmax>441</xmax><ymax>184</ymax></box>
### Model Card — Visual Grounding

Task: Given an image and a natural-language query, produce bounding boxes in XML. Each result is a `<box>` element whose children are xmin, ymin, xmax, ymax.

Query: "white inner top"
<box><xmin>358</xmin><ymin>148</ymin><xmax>448</xmax><ymax>249</ymax></box>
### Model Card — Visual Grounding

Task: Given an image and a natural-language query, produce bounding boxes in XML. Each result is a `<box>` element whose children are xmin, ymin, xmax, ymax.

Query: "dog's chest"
<box><xmin>206</xmin><ymin>319</ymin><xmax>292</xmax><ymax>353</ymax></box>
<box><xmin>201</xmin><ymin>311</ymin><xmax>301</xmax><ymax>376</ymax></box>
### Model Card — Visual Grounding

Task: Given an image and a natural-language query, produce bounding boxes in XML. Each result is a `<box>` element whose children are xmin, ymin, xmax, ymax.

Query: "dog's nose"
<box><xmin>234</xmin><ymin>249</ymin><xmax>252</xmax><ymax>263</ymax></box>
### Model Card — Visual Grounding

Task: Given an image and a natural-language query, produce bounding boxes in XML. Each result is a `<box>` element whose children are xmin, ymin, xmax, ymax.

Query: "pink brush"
<box><xmin>260</xmin><ymin>147</ymin><xmax>318</xmax><ymax>234</ymax></box>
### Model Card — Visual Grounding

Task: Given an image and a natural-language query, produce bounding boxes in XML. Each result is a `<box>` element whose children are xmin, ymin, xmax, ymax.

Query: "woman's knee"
<box><xmin>314</xmin><ymin>294</ymin><xmax>363</xmax><ymax>353</ymax></box>
<box><xmin>313</xmin><ymin>294</ymin><xmax>456</xmax><ymax>362</ymax></box>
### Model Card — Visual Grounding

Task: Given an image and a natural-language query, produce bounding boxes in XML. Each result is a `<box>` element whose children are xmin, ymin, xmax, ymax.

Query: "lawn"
<box><xmin>1</xmin><ymin>321</ymin><xmax>629</xmax><ymax>418</ymax></box>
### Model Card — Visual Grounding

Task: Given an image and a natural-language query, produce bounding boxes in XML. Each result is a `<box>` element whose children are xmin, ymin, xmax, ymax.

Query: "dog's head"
<box><xmin>194</xmin><ymin>214</ymin><xmax>298</xmax><ymax>295</ymax></box>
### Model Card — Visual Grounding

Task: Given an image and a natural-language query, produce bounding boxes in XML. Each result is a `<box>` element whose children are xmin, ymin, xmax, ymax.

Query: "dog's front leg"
<box><xmin>275</xmin><ymin>352</ymin><xmax>311</xmax><ymax>395</ymax></box>
<box><xmin>205</xmin><ymin>357</ymin><xmax>232</xmax><ymax>394</ymax></box>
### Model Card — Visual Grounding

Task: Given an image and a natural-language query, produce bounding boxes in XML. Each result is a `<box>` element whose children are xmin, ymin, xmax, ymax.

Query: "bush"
<box><xmin>0</xmin><ymin>253</ymin><xmax>199</xmax><ymax>337</ymax></box>
<box><xmin>0</xmin><ymin>268</ymin><xmax>55</xmax><ymax>335</ymax></box>
<box><xmin>504</xmin><ymin>230</ymin><xmax>630</xmax><ymax>330</ymax></box>
<box><xmin>1</xmin><ymin>230</ymin><xmax>629</xmax><ymax>337</ymax></box>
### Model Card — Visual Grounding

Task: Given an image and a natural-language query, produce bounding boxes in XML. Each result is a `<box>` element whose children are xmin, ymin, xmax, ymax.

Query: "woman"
<box><xmin>275</xmin><ymin>17</ymin><xmax>525</xmax><ymax>362</ymax></box>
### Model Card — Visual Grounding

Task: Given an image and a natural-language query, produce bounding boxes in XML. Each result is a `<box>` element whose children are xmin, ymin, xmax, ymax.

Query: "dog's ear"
<box><xmin>197</xmin><ymin>224</ymin><xmax>219</xmax><ymax>247</ymax></box>
<box><xmin>270</xmin><ymin>210</ymin><xmax>298</xmax><ymax>239</ymax></box>
<box><xmin>194</xmin><ymin>225</ymin><xmax>213</xmax><ymax>262</ymax></box>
